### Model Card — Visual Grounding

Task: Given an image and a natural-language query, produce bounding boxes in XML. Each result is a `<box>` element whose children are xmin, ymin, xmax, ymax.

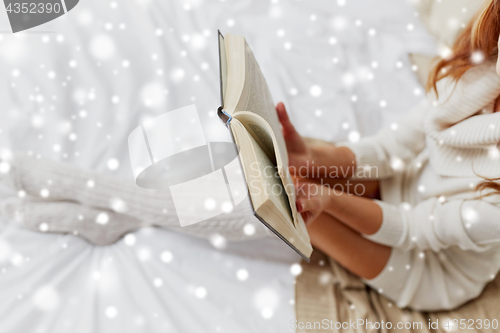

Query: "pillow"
<box><xmin>424</xmin><ymin>0</ymin><xmax>486</xmax><ymax>47</ymax></box>
<box><xmin>411</xmin><ymin>0</ymin><xmax>487</xmax><ymax>86</ymax></box>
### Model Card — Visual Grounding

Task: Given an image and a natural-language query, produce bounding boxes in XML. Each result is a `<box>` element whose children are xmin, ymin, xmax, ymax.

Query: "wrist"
<box><xmin>333</xmin><ymin>146</ymin><xmax>356</xmax><ymax>178</ymax></box>
<box><xmin>323</xmin><ymin>186</ymin><xmax>340</xmax><ymax>216</ymax></box>
<box><xmin>310</xmin><ymin>145</ymin><xmax>356</xmax><ymax>178</ymax></box>
<box><xmin>310</xmin><ymin>145</ymin><xmax>332</xmax><ymax>174</ymax></box>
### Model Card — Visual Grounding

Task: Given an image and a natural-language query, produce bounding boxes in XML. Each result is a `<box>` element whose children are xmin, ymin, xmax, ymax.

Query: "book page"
<box><xmin>233</xmin><ymin>111</ymin><xmax>299</xmax><ymax>228</ymax></box>
<box><xmin>231</xmin><ymin>119</ymin><xmax>311</xmax><ymax>258</ymax></box>
<box><xmin>223</xmin><ymin>34</ymin><xmax>246</xmax><ymax>115</ymax></box>
<box><xmin>238</xmin><ymin>42</ymin><xmax>312</xmax><ymax>242</ymax></box>
<box><xmin>240</xmin><ymin>41</ymin><xmax>289</xmax><ymax>167</ymax></box>
<box><xmin>230</xmin><ymin>119</ymin><xmax>293</xmax><ymax>223</ymax></box>
<box><xmin>220</xmin><ymin>33</ymin><xmax>312</xmax><ymax>258</ymax></box>
<box><xmin>248</xmin><ymin>132</ymin><xmax>293</xmax><ymax>222</ymax></box>
<box><xmin>231</xmin><ymin>117</ymin><xmax>311</xmax><ymax>255</ymax></box>
<box><xmin>218</xmin><ymin>31</ymin><xmax>228</xmax><ymax>107</ymax></box>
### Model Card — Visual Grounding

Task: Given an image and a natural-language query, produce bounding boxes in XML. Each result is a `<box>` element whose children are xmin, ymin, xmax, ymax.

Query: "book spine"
<box><xmin>217</xmin><ymin>106</ymin><xmax>232</xmax><ymax>126</ymax></box>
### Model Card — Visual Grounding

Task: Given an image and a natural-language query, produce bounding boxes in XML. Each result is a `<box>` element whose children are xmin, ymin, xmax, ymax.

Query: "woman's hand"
<box><xmin>276</xmin><ymin>102</ymin><xmax>315</xmax><ymax>172</ymax></box>
<box><xmin>295</xmin><ymin>178</ymin><xmax>332</xmax><ymax>225</ymax></box>
<box><xmin>295</xmin><ymin>177</ymin><xmax>383</xmax><ymax>234</ymax></box>
<box><xmin>276</xmin><ymin>102</ymin><xmax>357</xmax><ymax>179</ymax></box>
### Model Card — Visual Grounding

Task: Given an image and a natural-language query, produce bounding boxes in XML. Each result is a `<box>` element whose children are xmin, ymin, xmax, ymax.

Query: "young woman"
<box><xmin>279</xmin><ymin>0</ymin><xmax>500</xmax><ymax>311</ymax></box>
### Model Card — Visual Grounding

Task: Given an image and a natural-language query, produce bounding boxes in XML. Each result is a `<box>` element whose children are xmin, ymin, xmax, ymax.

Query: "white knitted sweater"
<box><xmin>341</xmin><ymin>61</ymin><xmax>500</xmax><ymax>311</ymax></box>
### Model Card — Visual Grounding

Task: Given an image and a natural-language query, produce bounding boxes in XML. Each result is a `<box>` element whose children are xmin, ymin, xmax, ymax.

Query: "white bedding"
<box><xmin>0</xmin><ymin>0</ymin><xmax>436</xmax><ymax>332</ymax></box>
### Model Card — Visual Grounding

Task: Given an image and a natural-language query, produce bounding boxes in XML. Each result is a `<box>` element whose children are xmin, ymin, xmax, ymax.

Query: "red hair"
<box><xmin>426</xmin><ymin>0</ymin><xmax>500</xmax><ymax>195</ymax></box>
<box><xmin>427</xmin><ymin>0</ymin><xmax>500</xmax><ymax>95</ymax></box>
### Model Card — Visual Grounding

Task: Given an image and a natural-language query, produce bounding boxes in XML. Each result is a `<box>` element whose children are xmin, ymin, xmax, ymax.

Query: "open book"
<box><xmin>217</xmin><ymin>31</ymin><xmax>312</xmax><ymax>261</ymax></box>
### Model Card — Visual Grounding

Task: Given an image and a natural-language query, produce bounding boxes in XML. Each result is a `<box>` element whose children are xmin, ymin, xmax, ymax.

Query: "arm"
<box><xmin>278</xmin><ymin>99</ymin><xmax>429</xmax><ymax>180</ymax></box>
<box><xmin>297</xmin><ymin>179</ymin><xmax>500</xmax><ymax>252</ymax></box>
<box><xmin>338</xmin><ymin>99</ymin><xmax>429</xmax><ymax>180</ymax></box>
<box><xmin>296</xmin><ymin>180</ymin><xmax>383</xmax><ymax>234</ymax></box>
<box><xmin>364</xmin><ymin>198</ymin><xmax>500</xmax><ymax>252</ymax></box>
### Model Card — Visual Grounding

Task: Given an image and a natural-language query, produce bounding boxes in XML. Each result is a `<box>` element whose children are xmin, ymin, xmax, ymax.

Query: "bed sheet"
<box><xmin>0</xmin><ymin>0</ymin><xmax>436</xmax><ymax>332</ymax></box>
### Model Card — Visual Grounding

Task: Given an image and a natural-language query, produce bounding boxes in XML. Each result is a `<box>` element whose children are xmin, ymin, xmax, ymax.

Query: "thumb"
<box><xmin>296</xmin><ymin>197</ymin><xmax>323</xmax><ymax>225</ymax></box>
<box><xmin>296</xmin><ymin>196</ymin><xmax>321</xmax><ymax>214</ymax></box>
<box><xmin>276</xmin><ymin>103</ymin><xmax>307</xmax><ymax>152</ymax></box>
<box><xmin>276</xmin><ymin>102</ymin><xmax>298</xmax><ymax>136</ymax></box>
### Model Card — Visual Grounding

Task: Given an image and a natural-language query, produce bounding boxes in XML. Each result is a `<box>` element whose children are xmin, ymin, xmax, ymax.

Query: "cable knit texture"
<box><xmin>0</xmin><ymin>153</ymin><xmax>271</xmax><ymax>245</ymax></box>
<box><xmin>424</xmin><ymin>62</ymin><xmax>500</xmax><ymax>178</ymax></box>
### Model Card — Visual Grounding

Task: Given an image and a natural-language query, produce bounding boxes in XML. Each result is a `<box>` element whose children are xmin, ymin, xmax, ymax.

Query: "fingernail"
<box><xmin>296</xmin><ymin>201</ymin><xmax>303</xmax><ymax>213</ymax></box>
<box><xmin>302</xmin><ymin>212</ymin><xmax>311</xmax><ymax>225</ymax></box>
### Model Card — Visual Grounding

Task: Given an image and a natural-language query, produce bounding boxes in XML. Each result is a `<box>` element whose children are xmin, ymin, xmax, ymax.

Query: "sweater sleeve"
<box><xmin>338</xmin><ymin>99</ymin><xmax>429</xmax><ymax>179</ymax></box>
<box><xmin>363</xmin><ymin>197</ymin><xmax>500</xmax><ymax>252</ymax></box>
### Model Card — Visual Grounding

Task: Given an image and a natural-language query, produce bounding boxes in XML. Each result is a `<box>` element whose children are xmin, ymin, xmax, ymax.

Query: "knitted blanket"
<box><xmin>295</xmin><ymin>250</ymin><xmax>500</xmax><ymax>333</ymax></box>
